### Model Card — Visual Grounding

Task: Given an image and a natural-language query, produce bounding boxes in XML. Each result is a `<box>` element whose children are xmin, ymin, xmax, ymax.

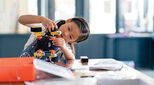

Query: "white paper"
<box><xmin>89</xmin><ymin>60</ymin><xmax>123</xmax><ymax>71</ymax></box>
<box><xmin>34</xmin><ymin>59</ymin><xmax>75</xmax><ymax>80</ymax></box>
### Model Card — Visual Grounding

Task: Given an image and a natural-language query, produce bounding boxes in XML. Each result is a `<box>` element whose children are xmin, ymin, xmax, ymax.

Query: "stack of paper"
<box><xmin>89</xmin><ymin>60</ymin><xmax>123</xmax><ymax>71</ymax></box>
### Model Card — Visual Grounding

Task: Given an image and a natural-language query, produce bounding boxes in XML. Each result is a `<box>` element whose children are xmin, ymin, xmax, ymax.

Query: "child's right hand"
<box><xmin>52</xmin><ymin>38</ymin><xmax>65</xmax><ymax>48</ymax></box>
<box><xmin>40</xmin><ymin>16</ymin><xmax>57</xmax><ymax>32</ymax></box>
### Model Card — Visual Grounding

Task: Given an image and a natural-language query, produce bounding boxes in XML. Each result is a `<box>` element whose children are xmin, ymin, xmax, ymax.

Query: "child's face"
<box><xmin>57</xmin><ymin>22</ymin><xmax>81</xmax><ymax>42</ymax></box>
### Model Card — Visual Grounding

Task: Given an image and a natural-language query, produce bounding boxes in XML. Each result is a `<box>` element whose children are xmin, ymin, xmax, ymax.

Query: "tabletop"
<box><xmin>0</xmin><ymin>59</ymin><xmax>154</xmax><ymax>85</ymax></box>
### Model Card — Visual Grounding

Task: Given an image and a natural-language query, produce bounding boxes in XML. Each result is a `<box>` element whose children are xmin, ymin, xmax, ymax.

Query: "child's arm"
<box><xmin>18</xmin><ymin>15</ymin><xmax>43</xmax><ymax>25</ymax></box>
<box><xmin>18</xmin><ymin>15</ymin><xmax>56</xmax><ymax>32</ymax></box>
<box><xmin>52</xmin><ymin>38</ymin><xmax>75</xmax><ymax>60</ymax></box>
<box><xmin>60</xmin><ymin>44</ymin><xmax>75</xmax><ymax>60</ymax></box>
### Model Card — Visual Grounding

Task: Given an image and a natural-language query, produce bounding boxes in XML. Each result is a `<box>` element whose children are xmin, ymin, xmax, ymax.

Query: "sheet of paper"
<box><xmin>34</xmin><ymin>59</ymin><xmax>75</xmax><ymax>79</ymax></box>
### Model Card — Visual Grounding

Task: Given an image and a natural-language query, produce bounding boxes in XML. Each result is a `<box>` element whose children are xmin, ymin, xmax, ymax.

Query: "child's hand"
<box><xmin>41</xmin><ymin>17</ymin><xmax>57</xmax><ymax>32</ymax></box>
<box><xmin>52</xmin><ymin>38</ymin><xmax>65</xmax><ymax>48</ymax></box>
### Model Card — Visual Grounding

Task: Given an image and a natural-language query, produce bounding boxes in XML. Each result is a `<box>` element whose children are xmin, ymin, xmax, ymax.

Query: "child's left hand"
<box><xmin>52</xmin><ymin>38</ymin><xmax>65</xmax><ymax>48</ymax></box>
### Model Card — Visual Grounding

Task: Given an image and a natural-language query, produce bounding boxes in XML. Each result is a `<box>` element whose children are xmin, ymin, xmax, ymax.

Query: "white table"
<box><xmin>26</xmin><ymin>59</ymin><xmax>154</xmax><ymax>85</ymax></box>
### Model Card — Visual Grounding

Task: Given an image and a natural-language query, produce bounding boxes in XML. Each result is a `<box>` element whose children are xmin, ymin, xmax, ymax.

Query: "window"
<box><xmin>119</xmin><ymin>0</ymin><xmax>154</xmax><ymax>33</ymax></box>
<box><xmin>0</xmin><ymin>0</ymin><xmax>38</xmax><ymax>34</ymax></box>
<box><xmin>89</xmin><ymin>0</ymin><xmax>116</xmax><ymax>34</ymax></box>
<box><xmin>55</xmin><ymin>0</ymin><xmax>75</xmax><ymax>20</ymax></box>
<box><xmin>0</xmin><ymin>0</ymin><xmax>19</xmax><ymax>33</ymax></box>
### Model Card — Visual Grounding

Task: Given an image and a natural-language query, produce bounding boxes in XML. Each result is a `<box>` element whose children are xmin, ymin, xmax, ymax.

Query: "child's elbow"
<box><xmin>18</xmin><ymin>15</ymin><xmax>24</xmax><ymax>24</ymax></box>
<box><xmin>71</xmin><ymin>55</ymin><xmax>76</xmax><ymax>60</ymax></box>
<box><xmin>67</xmin><ymin>55</ymin><xmax>76</xmax><ymax>60</ymax></box>
<box><xmin>67</xmin><ymin>57</ymin><xmax>75</xmax><ymax>62</ymax></box>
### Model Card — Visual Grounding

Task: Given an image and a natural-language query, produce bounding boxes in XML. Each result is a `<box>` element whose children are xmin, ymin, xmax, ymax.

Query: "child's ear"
<box><xmin>66</xmin><ymin>18</ymin><xmax>72</xmax><ymax>22</ymax></box>
<box><xmin>69</xmin><ymin>41</ymin><xmax>76</xmax><ymax>44</ymax></box>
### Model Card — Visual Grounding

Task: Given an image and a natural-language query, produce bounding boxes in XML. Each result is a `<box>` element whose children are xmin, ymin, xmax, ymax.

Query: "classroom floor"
<box><xmin>137</xmin><ymin>69</ymin><xmax>154</xmax><ymax>79</ymax></box>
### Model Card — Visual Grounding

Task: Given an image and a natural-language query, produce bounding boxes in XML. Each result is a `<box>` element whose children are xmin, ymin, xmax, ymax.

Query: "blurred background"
<box><xmin>0</xmin><ymin>0</ymin><xmax>154</xmax><ymax>77</ymax></box>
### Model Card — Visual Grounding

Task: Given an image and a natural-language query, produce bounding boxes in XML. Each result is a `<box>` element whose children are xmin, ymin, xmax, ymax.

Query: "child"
<box><xmin>18</xmin><ymin>15</ymin><xmax>90</xmax><ymax>62</ymax></box>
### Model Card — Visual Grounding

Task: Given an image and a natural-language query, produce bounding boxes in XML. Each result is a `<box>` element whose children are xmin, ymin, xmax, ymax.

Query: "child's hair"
<box><xmin>56</xmin><ymin>17</ymin><xmax>90</xmax><ymax>43</ymax></box>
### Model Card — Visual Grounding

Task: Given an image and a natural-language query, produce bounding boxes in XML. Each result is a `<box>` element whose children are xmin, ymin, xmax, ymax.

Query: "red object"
<box><xmin>0</xmin><ymin>57</ymin><xmax>35</xmax><ymax>82</ymax></box>
<box><xmin>50</xmin><ymin>50</ymin><xmax>55</xmax><ymax>54</ymax></box>
<box><xmin>37</xmin><ymin>49</ymin><xmax>43</xmax><ymax>53</ymax></box>
<box><xmin>50</xmin><ymin>37</ymin><xmax>56</xmax><ymax>40</ymax></box>
<box><xmin>37</xmin><ymin>36</ymin><xmax>43</xmax><ymax>39</ymax></box>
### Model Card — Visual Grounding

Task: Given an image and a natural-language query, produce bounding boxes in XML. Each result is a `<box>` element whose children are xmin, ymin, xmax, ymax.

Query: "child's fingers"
<box><xmin>52</xmin><ymin>22</ymin><xmax>57</xmax><ymax>28</ymax></box>
<box><xmin>51</xmin><ymin>23</ymin><xmax>54</xmax><ymax>31</ymax></box>
<box><xmin>52</xmin><ymin>40</ymin><xmax>58</xmax><ymax>44</ymax></box>
<box><xmin>46</xmin><ymin>24</ymin><xmax>51</xmax><ymax>32</ymax></box>
<box><xmin>52</xmin><ymin>43</ymin><xmax>58</xmax><ymax>46</ymax></box>
<box><xmin>49</xmin><ymin>22</ymin><xmax>54</xmax><ymax>31</ymax></box>
<box><xmin>52</xmin><ymin>40</ymin><xmax>56</xmax><ymax>45</ymax></box>
<box><xmin>52</xmin><ymin>38</ymin><xmax>64</xmax><ymax>45</ymax></box>
<box><xmin>51</xmin><ymin>22</ymin><xmax>57</xmax><ymax>30</ymax></box>
<box><xmin>43</xmin><ymin>24</ymin><xmax>48</xmax><ymax>32</ymax></box>
<box><xmin>52</xmin><ymin>40</ymin><xmax>60</xmax><ymax>46</ymax></box>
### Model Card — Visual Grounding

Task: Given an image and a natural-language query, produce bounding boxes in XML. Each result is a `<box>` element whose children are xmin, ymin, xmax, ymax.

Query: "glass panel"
<box><xmin>55</xmin><ymin>0</ymin><xmax>75</xmax><ymax>20</ymax></box>
<box><xmin>0</xmin><ymin>0</ymin><xmax>19</xmax><ymax>33</ymax></box>
<box><xmin>18</xmin><ymin>0</ymin><xmax>38</xmax><ymax>34</ymax></box>
<box><xmin>0</xmin><ymin>0</ymin><xmax>38</xmax><ymax>34</ymax></box>
<box><xmin>119</xmin><ymin>0</ymin><xmax>153</xmax><ymax>33</ymax></box>
<box><xmin>89</xmin><ymin>0</ymin><xmax>116</xmax><ymax>34</ymax></box>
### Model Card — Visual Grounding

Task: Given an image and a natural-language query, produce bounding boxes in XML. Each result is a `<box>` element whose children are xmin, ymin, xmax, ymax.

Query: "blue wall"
<box><xmin>0</xmin><ymin>34</ymin><xmax>30</xmax><ymax>57</ymax></box>
<box><xmin>104</xmin><ymin>36</ymin><xmax>153</xmax><ymax>68</ymax></box>
<box><xmin>0</xmin><ymin>34</ymin><xmax>106</xmax><ymax>58</ymax></box>
<box><xmin>0</xmin><ymin>34</ymin><xmax>153</xmax><ymax>69</ymax></box>
<box><xmin>75</xmin><ymin>34</ymin><xmax>106</xmax><ymax>59</ymax></box>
